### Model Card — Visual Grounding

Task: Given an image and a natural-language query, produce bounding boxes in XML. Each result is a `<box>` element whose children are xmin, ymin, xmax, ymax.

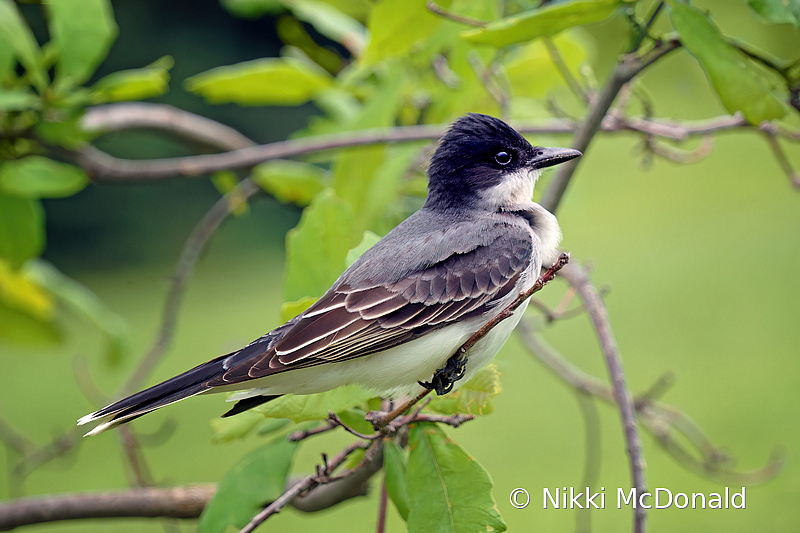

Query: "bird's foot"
<box><xmin>419</xmin><ymin>354</ymin><xmax>467</xmax><ymax>395</ymax></box>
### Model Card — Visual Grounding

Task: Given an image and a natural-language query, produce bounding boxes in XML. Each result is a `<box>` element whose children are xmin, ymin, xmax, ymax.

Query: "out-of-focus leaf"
<box><xmin>407</xmin><ymin>423</ymin><xmax>507</xmax><ymax>533</ymax></box>
<box><xmin>288</xmin><ymin>0</ymin><xmax>367</xmax><ymax>54</ymax></box>
<box><xmin>0</xmin><ymin>0</ymin><xmax>46</xmax><ymax>89</ymax></box>
<box><xmin>0</xmin><ymin>29</ymin><xmax>13</xmax><ymax>83</ymax></box>
<box><xmin>25</xmin><ymin>261</ymin><xmax>130</xmax><ymax>364</ymax></box>
<box><xmin>670</xmin><ymin>2</ymin><xmax>786</xmax><ymax>124</ymax></box>
<box><xmin>211</xmin><ymin>170</ymin><xmax>249</xmax><ymax>216</ymax></box>
<box><xmin>221</xmin><ymin>0</ymin><xmax>284</xmax><ymax>18</ymax></box>
<box><xmin>361</xmin><ymin>0</ymin><xmax>451</xmax><ymax>65</ymax></box>
<box><xmin>35</xmin><ymin>112</ymin><xmax>92</xmax><ymax>149</ymax></box>
<box><xmin>462</xmin><ymin>0</ymin><xmax>627</xmax><ymax>48</ymax></box>
<box><xmin>428</xmin><ymin>363</ymin><xmax>502</xmax><ymax>416</ymax></box>
<box><xmin>345</xmin><ymin>230</ymin><xmax>381</xmax><ymax>266</ymax></box>
<box><xmin>48</xmin><ymin>0</ymin><xmax>117</xmax><ymax>88</ymax></box>
<box><xmin>0</xmin><ymin>258</ymin><xmax>54</xmax><ymax>321</ymax></box>
<box><xmin>186</xmin><ymin>57</ymin><xmax>332</xmax><ymax>106</ymax></box>
<box><xmin>284</xmin><ymin>188</ymin><xmax>356</xmax><ymax>301</ymax></box>
<box><xmin>505</xmin><ymin>31</ymin><xmax>589</xmax><ymax>98</ymax></box>
<box><xmin>280</xmin><ymin>295</ymin><xmax>318</xmax><ymax>323</ymax></box>
<box><xmin>0</xmin><ymin>192</ymin><xmax>44</xmax><ymax>269</ymax></box>
<box><xmin>0</xmin><ymin>156</ymin><xmax>88</xmax><ymax>199</ymax></box>
<box><xmin>199</xmin><ymin>436</ymin><xmax>297</xmax><ymax>533</ymax></box>
<box><xmin>90</xmin><ymin>58</ymin><xmax>172</xmax><ymax>103</ymax></box>
<box><xmin>747</xmin><ymin>0</ymin><xmax>800</xmax><ymax>27</ymax></box>
<box><xmin>0</xmin><ymin>303</ymin><xmax>61</xmax><ymax>345</ymax></box>
<box><xmin>252</xmin><ymin>160</ymin><xmax>326</xmax><ymax>206</ymax></box>
<box><xmin>211</xmin><ymin>412</ymin><xmax>291</xmax><ymax>443</ymax></box>
<box><xmin>384</xmin><ymin>440</ymin><xmax>410</xmax><ymax>521</ymax></box>
<box><xmin>251</xmin><ymin>384</ymin><xmax>376</xmax><ymax>422</ymax></box>
<box><xmin>0</xmin><ymin>89</ymin><xmax>39</xmax><ymax>111</ymax></box>
<box><xmin>331</xmin><ymin>68</ymin><xmax>407</xmax><ymax>231</ymax></box>
<box><xmin>337</xmin><ymin>407</ymin><xmax>374</xmax><ymax>434</ymax></box>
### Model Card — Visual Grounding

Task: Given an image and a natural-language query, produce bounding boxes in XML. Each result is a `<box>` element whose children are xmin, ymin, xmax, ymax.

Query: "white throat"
<box><xmin>480</xmin><ymin>168</ymin><xmax>542</xmax><ymax>209</ymax></box>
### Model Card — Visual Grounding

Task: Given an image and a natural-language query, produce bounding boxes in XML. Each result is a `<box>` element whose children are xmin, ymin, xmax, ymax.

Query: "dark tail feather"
<box><xmin>221</xmin><ymin>394</ymin><xmax>280</xmax><ymax>418</ymax></box>
<box><xmin>78</xmin><ymin>354</ymin><xmax>228</xmax><ymax>436</ymax></box>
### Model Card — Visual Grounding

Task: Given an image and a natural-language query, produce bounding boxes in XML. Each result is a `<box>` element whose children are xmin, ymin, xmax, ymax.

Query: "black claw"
<box><xmin>420</xmin><ymin>354</ymin><xmax>468</xmax><ymax>396</ymax></box>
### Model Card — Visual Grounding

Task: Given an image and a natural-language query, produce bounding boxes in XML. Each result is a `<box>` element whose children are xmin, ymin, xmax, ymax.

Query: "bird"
<box><xmin>78</xmin><ymin>113</ymin><xmax>581</xmax><ymax>436</ymax></box>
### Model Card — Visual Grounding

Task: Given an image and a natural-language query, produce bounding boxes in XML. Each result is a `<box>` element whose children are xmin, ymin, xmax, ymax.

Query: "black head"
<box><xmin>425</xmin><ymin>113</ymin><xmax>580</xmax><ymax>210</ymax></box>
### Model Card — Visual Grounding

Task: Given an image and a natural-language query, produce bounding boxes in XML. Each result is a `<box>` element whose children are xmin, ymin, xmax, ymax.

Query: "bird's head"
<box><xmin>425</xmin><ymin>113</ymin><xmax>581</xmax><ymax>210</ymax></box>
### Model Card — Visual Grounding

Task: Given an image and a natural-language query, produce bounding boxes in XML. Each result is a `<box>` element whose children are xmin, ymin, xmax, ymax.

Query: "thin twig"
<box><xmin>366</xmin><ymin>253</ymin><xmax>570</xmax><ymax>429</ymax></box>
<box><xmin>239</xmin><ymin>440</ymin><xmax>377</xmax><ymax>533</ymax></box>
<box><xmin>83</xmin><ymin>103</ymin><xmax>257</xmax><ymax>151</ymax></box>
<box><xmin>543</xmin><ymin>37</ymin><xmax>588</xmax><ymax>103</ymax></box>
<box><xmin>65</xmin><ymin>111</ymin><xmax>790</xmax><ymax>183</ymax></box>
<box><xmin>376</xmin><ymin>477</ymin><xmax>388</xmax><ymax>533</ymax></box>
<box><xmin>119</xmin><ymin>178</ymin><xmax>262</xmax><ymax>395</ymax></box>
<box><xmin>761</xmin><ymin>123</ymin><xmax>800</xmax><ymax>189</ymax></box>
<box><xmin>558</xmin><ymin>262</ymin><xmax>647</xmax><ymax>533</ymax></box>
<box><xmin>425</xmin><ymin>1</ymin><xmax>487</xmax><ymax>26</ymax></box>
<box><xmin>540</xmin><ymin>38</ymin><xmax>682</xmax><ymax>213</ymax></box>
<box><xmin>517</xmin><ymin>323</ymin><xmax>783</xmax><ymax>486</ymax></box>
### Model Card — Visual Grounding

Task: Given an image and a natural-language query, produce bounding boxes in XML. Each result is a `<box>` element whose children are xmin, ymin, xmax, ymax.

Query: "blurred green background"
<box><xmin>2</xmin><ymin>0</ymin><xmax>799</xmax><ymax>532</ymax></box>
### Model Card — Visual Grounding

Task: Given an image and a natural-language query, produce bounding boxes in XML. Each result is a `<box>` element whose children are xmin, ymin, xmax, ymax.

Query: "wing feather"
<box><xmin>215</xmin><ymin>224</ymin><xmax>533</xmax><ymax>388</ymax></box>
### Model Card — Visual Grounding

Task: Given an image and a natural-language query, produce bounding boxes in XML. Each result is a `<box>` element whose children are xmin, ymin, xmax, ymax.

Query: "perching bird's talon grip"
<box><xmin>419</xmin><ymin>354</ymin><xmax>467</xmax><ymax>395</ymax></box>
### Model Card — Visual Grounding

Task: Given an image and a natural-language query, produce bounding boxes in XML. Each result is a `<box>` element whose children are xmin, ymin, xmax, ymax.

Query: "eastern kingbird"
<box><xmin>79</xmin><ymin>113</ymin><xmax>581</xmax><ymax>436</ymax></box>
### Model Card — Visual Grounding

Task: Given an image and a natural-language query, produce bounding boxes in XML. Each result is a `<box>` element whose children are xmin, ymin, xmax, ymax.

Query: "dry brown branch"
<box><xmin>557</xmin><ymin>262</ymin><xmax>647</xmax><ymax>533</ymax></box>
<box><xmin>65</xmin><ymin>105</ymin><xmax>786</xmax><ymax>183</ymax></box>
<box><xmin>82</xmin><ymin>103</ymin><xmax>257</xmax><ymax>151</ymax></box>
<box><xmin>540</xmin><ymin>37</ymin><xmax>683</xmax><ymax>213</ymax></box>
<box><xmin>0</xmin><ymin>484</ymin><xmax>216</xmax><ymax>530</ymax></box>
<box><xmin>239</xmin><ymin>440</ymin><xmax>379</xmax><ymax>533</ymax></box>
<box><xmin>516</xmin><ymin>322</ymin><xmax>783</xmax><ymax>486</ymax></box>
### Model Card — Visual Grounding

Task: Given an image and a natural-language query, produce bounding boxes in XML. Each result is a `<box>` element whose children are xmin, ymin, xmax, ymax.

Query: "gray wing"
<box><xmin>213</xmin><ymin>220</ymin><xmax>533</xmax><ymax>387</ymax></box>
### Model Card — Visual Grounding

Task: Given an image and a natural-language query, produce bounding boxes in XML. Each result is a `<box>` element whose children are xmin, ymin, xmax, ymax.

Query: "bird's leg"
<box><xmin>419</xmin><ymin>353</ymin><xmax>467</xmax><ymax>395</ymax></box>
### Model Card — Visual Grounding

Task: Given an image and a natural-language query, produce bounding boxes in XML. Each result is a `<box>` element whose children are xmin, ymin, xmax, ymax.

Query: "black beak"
<box><xmin>528</xmin><ymin>147</ymin><xmax>582</xmax><ymax>169</ymax></box>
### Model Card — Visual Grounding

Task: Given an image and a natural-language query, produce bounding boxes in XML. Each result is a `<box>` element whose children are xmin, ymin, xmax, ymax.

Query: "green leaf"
<box><xmin>48</xmin><ymin>0</ymin><xmax>117</xmax><ymax>88</ymax></box>
<box><xmin>35</xmin><ymin>112</ymin><xmax>92</xmax><ymax>149</ymax></box>
<box><xmin>199</xmin><ymin>436</ymin><xmax>297</xmax><ymax>533</ymax></box>
<box><xmin>747</xmin><ymin>0</ymin><xmax>800</xmax><ymax>27</ymax></box>
<box><xmin>186</xmin><ymin>57</ymin><xmax>333</xmax><ymax>106</ymax></box>
<box><xmin>252</xmin><ymin>159</ymin><xmax>326</xmax><ymax>206</ymax></box>
<box><xmin>280</xmin><ymin>295</ymin><xmax>318</xmax><ymax>323</ymax></box>
<box><xmin>504</xmin><ymin>31</ymin><xmax>589</xmax><ymax>98</ymax></box>
<box><xmin>251</xmin><ymin>384</ymin><xmax>376</xmax><ymax>422</ymax></box>
<box><xmin>287</xmin><ymin>0</ymin><xmax>367</xmax><ymax>54</ymax></box>
<box><xmin>670</xmin><ymin>2</ymin><xmax>786</xmax><ymax>124</ymax></box>
<box><xmin>283</xmin><ymin>188</ymin><xmax>357</xmax><ymax>301</ymax></box>
<box><xmin>211</xmin><ymin>412</ymin><xmax>291</xmax><ymax>443</ymax></box>
<box><xmin>345</xmin><ymin>230</ymin><xmax>381</xmax><ymax>266</ymax></box>
<box><xmin>25</xmin><ymin>261</ymin><xmax>131</xmax><ymax>364</ymax></box>
<box><xmin>462</xmin><ymin>0</ymin><xmax>627</xmax><ymax>48</ymax></box>
<box><xmin>428</xmin><ymin>363</ymin><xmax>502</xmax><ymax>416</ymax></box>
<box><xmin>0</xmin><ymin>156</ymin><xmax>88</xmax><ymax>199</ymax></box>
<box><xmin>407</xmin><ymin>424</ymin><xmax>507</xmax><ymax>533</ymax></box>
<box><xmin>384</xmin><ymin>441</ymin><xmax>410</xmax><ymax>521</ymax></box>
<box><xmin>0</xmin><ymin>89</ymin><xmax>39</xmax><ymax>111</ymax></box>
<box><xmin>90</xmin><ymin>59</ymin><xmax>172</xmax><ymax>103</ymax></box>
<box><xmin>0</xmin><ymin>192</ymin><xmax>44</xmax><ymax>269</ymax></box>
<box><xmin>361</xmin><ymin>0</ymin><xmax>451</xmax><ymax>65</ymax></box>
<box><xmin>221</xmin><ymin>0</ymin><xmax>284</xmax><ymax>19</ymax></box>
<box><xmin>0</xmin><ymin>258</ymin><xmax>54</xmax><ymax>322</ymax></box>
<box><xmin>0</xmin><ymin>0</ymin><xmax>46</xmax><ymax>90</ymax></box>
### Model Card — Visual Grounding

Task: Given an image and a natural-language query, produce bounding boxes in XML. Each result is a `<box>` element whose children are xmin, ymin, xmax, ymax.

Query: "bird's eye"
<box><xmin>494</xmin><ymin>151</ymin><xmax>512</xmax><ymax>165</ymax></box>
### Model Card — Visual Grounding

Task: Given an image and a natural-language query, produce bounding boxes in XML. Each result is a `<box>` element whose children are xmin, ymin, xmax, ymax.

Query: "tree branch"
<box><xmin>557</xmin><ymin>262</ymin><xmax>647</xmax><ymax>533</ymax></box>
<box><xmin>0</xmin><ymin>485</ymin><xmax>216</xmax><ymax>530</ymax></box>
<box><xmin>82</xmin><ymin>103</ymin><xmax>257</xmax><ymax>151</ymax></box>
<box><xmin>65</xmin><ymin>103</ymin><xmax>785</xmax><ymax>184</ymax></box>
<box><xmin>517</xmin><ymin>321</ymin><xmax>785</xmax><ymax>486</ymax></box>
<box><xmin>540</xmin><ymin>38</ymin><xmax>682</xmax><ymax>213</ymax></box>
